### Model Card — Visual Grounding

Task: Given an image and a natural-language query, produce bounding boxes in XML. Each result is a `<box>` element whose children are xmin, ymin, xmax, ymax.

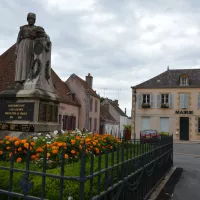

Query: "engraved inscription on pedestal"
<box><xmin>0</xmin><ymin>102</ymin><xmax>34</xmax><ymax>121</ymax></box>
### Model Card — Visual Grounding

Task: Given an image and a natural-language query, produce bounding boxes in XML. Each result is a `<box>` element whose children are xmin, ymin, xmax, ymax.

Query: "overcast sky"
<box><xmin>1</xmin><ymin>0</ymin><xmax>200</xmax><ymax>116</ymax></box>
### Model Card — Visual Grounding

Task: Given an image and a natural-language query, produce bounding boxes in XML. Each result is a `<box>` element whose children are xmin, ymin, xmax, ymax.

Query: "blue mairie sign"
<box><xmin>0</xmin><ymin>102</ymin><xmax>34</xmax><ymax>121</ymax></box>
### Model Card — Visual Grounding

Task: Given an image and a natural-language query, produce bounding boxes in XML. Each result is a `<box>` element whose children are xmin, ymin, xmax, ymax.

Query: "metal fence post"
<box><xmin>79</xmin><ymin>143</ymin><xmax>86</xmax><ymax>200</ymax></box>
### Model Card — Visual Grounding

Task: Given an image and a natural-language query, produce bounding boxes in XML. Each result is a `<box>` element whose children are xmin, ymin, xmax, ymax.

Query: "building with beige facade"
<box><xmin>67</xmin><ymin>73</ymin><xmax>100</xmax><ymax>132</ymax></box>
<box><xmin>131</xmin><ymin>69</ymin><xmax>200</xmax><ymax>142</ymax></box>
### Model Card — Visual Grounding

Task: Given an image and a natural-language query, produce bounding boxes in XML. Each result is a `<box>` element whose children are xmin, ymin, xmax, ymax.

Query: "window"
<box><xmin>141</xmin><ymin>117</ymin><xmax>150</xmax><ymax>131</ymax></box>
<box><xmin>198</xmin><ymin>118</ymin><xmax>200</xmax><ymax>133</ymax></box>
<box><xmin>95</xmin><ymin>100</ymin><xmax>98</xmax><ymax>112</ymax></box>
<box><xmin>180</xmin><ymin>94</ymin><xmax>189</xmax><ymax>109</ymax></box>
<box><xmin>180</xmin><ymin>75</ymin><xmax>189</xmax><ymax>86</ymax></box>
<box><xmin>142</xmin><ymin>94</ymin><xmax>150</xmax><ymax>104</ymax></box>
<box><xmin>90</xmin><ymin>97</ymin><xmax>93</xmax><ymax>111</ymax></box>
<box><xmin>160</xmin><ymin>117</ymin><xmax>169</xmax><ymax>132</ymax></box>
<box><xmin>161</xmin><ymin>94</ymin><xmax>169</xmax><ymax>104</ymax></box>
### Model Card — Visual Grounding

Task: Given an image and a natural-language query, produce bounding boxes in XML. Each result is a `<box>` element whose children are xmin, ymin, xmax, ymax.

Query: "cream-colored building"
<box><xmin>131</xmin><ymin>69</ymin><xmax>200</xmax><ymax>142</ymax></box>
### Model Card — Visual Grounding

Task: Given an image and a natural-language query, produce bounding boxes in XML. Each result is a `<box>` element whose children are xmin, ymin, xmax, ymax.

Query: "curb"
<box><xmin>148</xmin><ymin>166</ymin><xmax>176</xmax><ymax>200</ymax></box>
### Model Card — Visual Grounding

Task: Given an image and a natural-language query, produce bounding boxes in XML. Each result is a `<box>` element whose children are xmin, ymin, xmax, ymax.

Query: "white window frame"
<box><xmin>142</xmin><ymin>94</ymin><xmax>150</xmax><ymax>104</ymax></box>
<box><xmin>161</xmin><ymin>94</ymin><xmax>169</xmax><ymax>104</ymax></box>
<box><xmin>180</xmin><ymin>77</ymin><xmax>189</xmax><ymax>86</ymax></box>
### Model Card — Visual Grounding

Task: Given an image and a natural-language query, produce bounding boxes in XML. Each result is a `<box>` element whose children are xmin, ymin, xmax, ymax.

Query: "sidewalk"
<box><xmin>174</xmin><ymin>140</ymin><xmax>200</xmax><ymax>144</ymax></box>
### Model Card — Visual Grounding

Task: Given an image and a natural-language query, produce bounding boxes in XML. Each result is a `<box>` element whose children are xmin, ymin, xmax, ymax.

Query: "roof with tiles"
<box><xmin>0</xmin><ymin>44</ymin><xmax>80</xmax><ymax>107</ymax></box>
<box><xmin>68</xmin><ymin>73</ymin><xmax>100</xmax><ymax>99</ymax></box>
<box><xmin>100</xmin><ymin>104</ymin><xmax>118</xmax><ymax>124</ymax></box>
<box><xmin>132</xmin><ymin>69</ymin><xmax>200</xmax><ymax>89</ymax></box>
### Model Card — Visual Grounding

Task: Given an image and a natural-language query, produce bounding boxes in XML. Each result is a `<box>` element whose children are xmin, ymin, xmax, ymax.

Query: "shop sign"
<box><xmin>175</xmin><ymin>110</ymin><xmax>193</xmax><ymax>114</ymax></box>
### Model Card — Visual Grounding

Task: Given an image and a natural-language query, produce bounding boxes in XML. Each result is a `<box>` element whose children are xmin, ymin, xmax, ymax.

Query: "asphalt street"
<box><xmin>171</xmin><ymin>143</ymin><xmax>200</xmax><ymax>200</ymax></box>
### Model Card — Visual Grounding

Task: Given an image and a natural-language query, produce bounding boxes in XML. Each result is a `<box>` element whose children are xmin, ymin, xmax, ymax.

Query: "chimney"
<box><xmin>125</xmin><ymin>108</ymin><xmax>126</xmax><ymax>115</ymax></box>
<box><xmin>114</xmin><ymin>100</ymin><xmax>119</xmax><ymax>106</ymax></box>
<box><xmin>85</xmin><ymin>73</ymin><xmax>93</xmax><ymax>89</ymax></box>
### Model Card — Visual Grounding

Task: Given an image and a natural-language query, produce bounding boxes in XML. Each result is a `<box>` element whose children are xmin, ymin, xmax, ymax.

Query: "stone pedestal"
<box><xmin>0</xmin><ymin>88</ymin><xmax>60</xmax><ymax>133</ymax></box>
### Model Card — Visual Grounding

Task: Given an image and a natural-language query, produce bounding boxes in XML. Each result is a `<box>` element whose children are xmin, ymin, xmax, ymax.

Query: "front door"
<box><xmin>180</xmin><ymin>117</ymin><xmax>189</xmax><ymax>140</ymax></box>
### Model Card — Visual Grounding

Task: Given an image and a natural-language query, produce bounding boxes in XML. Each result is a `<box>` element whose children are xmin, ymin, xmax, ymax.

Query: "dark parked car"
<box><xmin>140</xmin><ymin>130</ymin><xmax>160</xmax><ymax>143</ymax></box>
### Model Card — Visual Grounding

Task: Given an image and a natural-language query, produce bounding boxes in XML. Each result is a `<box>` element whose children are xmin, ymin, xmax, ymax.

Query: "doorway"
<box><xmin>180</xmin><ymin>117</ymin><xmax>189</xmax><ymax>140</ymax></box>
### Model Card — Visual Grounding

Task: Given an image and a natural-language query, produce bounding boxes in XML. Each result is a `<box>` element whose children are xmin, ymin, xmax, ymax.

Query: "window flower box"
<box><xmin>142</xmin><ymin>103</ymin><xmax>151</xmax><ymax>108</ymax></box>
<box><xmin>161</xmin><ymin>103</ymin><xmax>169</xmax><ymax>108</ymax></box>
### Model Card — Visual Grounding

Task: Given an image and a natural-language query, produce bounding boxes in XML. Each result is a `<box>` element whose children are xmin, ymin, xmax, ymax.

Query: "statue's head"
<box><xmin>27</xmin><ymin>13</ymin><xmax>36</xmax><ymax>25</ymax></box>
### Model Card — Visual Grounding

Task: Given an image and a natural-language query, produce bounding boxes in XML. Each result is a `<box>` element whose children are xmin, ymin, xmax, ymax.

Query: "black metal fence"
<box><xmin>0</xmin><ymin>136</ymin><xmax>173</xmax><ymax>200</ymax></box>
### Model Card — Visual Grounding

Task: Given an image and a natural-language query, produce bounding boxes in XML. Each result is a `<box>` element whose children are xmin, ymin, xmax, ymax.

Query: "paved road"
<box><xmin>172</xmin><ymin>143</ymin><xmax>200</xmax><ymax>200</ymax></box>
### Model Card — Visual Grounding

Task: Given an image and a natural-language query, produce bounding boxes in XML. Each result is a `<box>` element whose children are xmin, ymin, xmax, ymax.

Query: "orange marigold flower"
<box><xmin>85</xmin><ymin>149</ymin><xmax>89</xmax><ymax>154</ymax></box>
<box><xmin>62</xmin><ymin>143</ymin><xmax>67</xmax><ymax>147</ymax></box>
<box><xmin>46</xmin><ymin>153</ymin><xmax>51</xmax><ymax>158</ymax></box>
<box><xmin>79</xmin><ymin>145</ymin><xmax>82</xmax><ymax>150</ymax></box>
<box><xmin>16</xmin><ymin>157</ymin><xmax>22</xmax><ymax>163</ymax></box>
<box><xmin>6</xmin><ymin>141</ymin><xmax>10</xmax><ymax>145</ymax></box>
<box><xmin>71</xmin><ymin>150</ymin><xmax>76</xmax><ymax>154</ymax></box>
<box><xmin>64</xmin><ymin>154</ymin><xmax>69</xmax><ymax>159</ymax></box>
<box><xmin>14</xmin><ymin>140</ymin><xmax>20</xmax><ymax>146</ymax></box>
<box><xmin>76</xmin><ymin>136</ymin><xmax>81</xmax><ymax>140</ymax></box>
<box><xmin>9</xmin><ymin>152</ymin><xmax>12</xmax><ymax>158</ymax></box>
<box><xmin>0</xmin><ymin>140</ymin><xmax>3</xmax><ymax>144</ymax></box>
<box><xmin>92</xmin><ymin>142</ymin><xmax>97</xmax><ymax>146</ymax></box>
<box><xmin>52</xmin><ymin>149</ymin><xmax>58</xmax><ymax>154</ymax></box>
<box><xmin>31</xmin><ymin>155</ymin><xmax>36</xmax><ymax>160</ymax></box>
<box><xmin>71</xmin><ymin>140</ymin><xmax>76</xmax><ymax>145</ymax></box>
<box><xmin>57</xmin><ymin>143</ymin><xmax>63</xmax><ymax>147</ymax></box>
<box><xmin>95</xmin><ymin>148</ymin><xmax>99</xmax><ymax>154</ymax></box>
<box><xmin>24</xmin><ymin>143</ymin><xmax>29</xmax><ymax>149</ymax></box>
<box><xmin>110</xmin><ymin>146</ymin><xmax>113</xmax><ymax>149</ymax></box>
<box><xmin>0</xmin><ymin>150</ymin><xmax>3</xmax><ymax>155</ymax></box>
<box><xmin>6</xmin><ymin>146</ymin><xmax>10</xmax><ymax>150</ymax></box>
<box><xmin>52</xmin><ymin>146</ymin><xmax>59</xmax><ymax>150</ymax></box>
<box><xmin>31</xmin><ymin>142</ymin><xmax>35</xmax><ymax>146</ymax></box>
<box><xmin>5</xmin><ymin>136</ymin><xmax>10</xmax><ymax>139</ymax></box>
<box><xmin>21</xmin><ymin>139</ymin><xmax>26</xmax><ymax>144</ymax></box>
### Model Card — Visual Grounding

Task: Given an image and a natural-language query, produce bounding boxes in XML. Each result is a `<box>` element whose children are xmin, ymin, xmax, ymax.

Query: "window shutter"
<box><xmin>184</xmin><ymin>94</ymin><xmax>189</xmax><ymax>108</ymax></box>
<box><xmin>157</xmin><ymin>94</ymin><xmax>161</xmax><ymax>108</ymax></box>
<box><xmin>169</xmin><ymin>94</ymin><xmax>174</xmax><ymax>108</ymax></box>
<box><xmin>138</xmin><ymin>94</ymin><xmax>142</xmax><ymax>108</ymax></box>
<box><xmin>180</xmin><ymin>94</ymin><xmax>185</xmax><ymax>108</ymax></box>
<box><xmin>150</xmin><ymin>94</ymin><xmax>154</xmax><ymax>108</ymax></box>
<box><xmin>198</xmin><ymin>94</ymin><xmax>200</xmax><ymax>109</ymax></box>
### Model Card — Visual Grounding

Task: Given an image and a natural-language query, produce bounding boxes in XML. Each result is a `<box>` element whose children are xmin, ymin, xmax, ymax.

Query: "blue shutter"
<box><xmin>157</xmin><ymin>94</ymin><xmax>161</xmax><ymax>108</ymax></box>
<box><xmin>198</xmin><ymin>94</ymin><xmax>200</xmax><ymax>109</ymax></box>
<box><xmin>184</xmin><ymin>94</ymin><xmax>189</xmax><ymax>108</ymax></box>
<box><xmin>138</xmin><ymin>94</ymin><xmax>142</xmax><ymax>108</ymax></box>
<box><xmin>169</xmin><ymin>94</ymin><xmax>174</xmax><ymax>108</ymax></box>
<box><xmin>180</xmin><ymin>94</ymin><xmax>184</xmax><ymax>108</ymax></box>
<box><xmin>150</xmin><ymin>94</ymin><xmax>154</xmax><ymax>108</ymax></box>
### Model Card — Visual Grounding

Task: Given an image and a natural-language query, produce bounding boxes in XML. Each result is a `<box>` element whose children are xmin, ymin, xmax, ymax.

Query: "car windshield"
<box><xmin>143</xmin><ymin>130</ymin><xmax>157</xmax><ymax>134</ymax></box>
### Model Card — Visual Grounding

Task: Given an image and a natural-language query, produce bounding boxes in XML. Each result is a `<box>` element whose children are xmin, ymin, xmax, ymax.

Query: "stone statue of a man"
<box><xmin>15</xmin><ymin>13</ymin><xmax>48</xmax><ymax>84</ymax></box>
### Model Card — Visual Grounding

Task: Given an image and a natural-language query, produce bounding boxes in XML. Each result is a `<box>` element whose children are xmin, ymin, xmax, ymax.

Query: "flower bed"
<box><xmin>0</xmin><ymin>131</ymin><xmax>121</xmax><ymax>168</ymax></box>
